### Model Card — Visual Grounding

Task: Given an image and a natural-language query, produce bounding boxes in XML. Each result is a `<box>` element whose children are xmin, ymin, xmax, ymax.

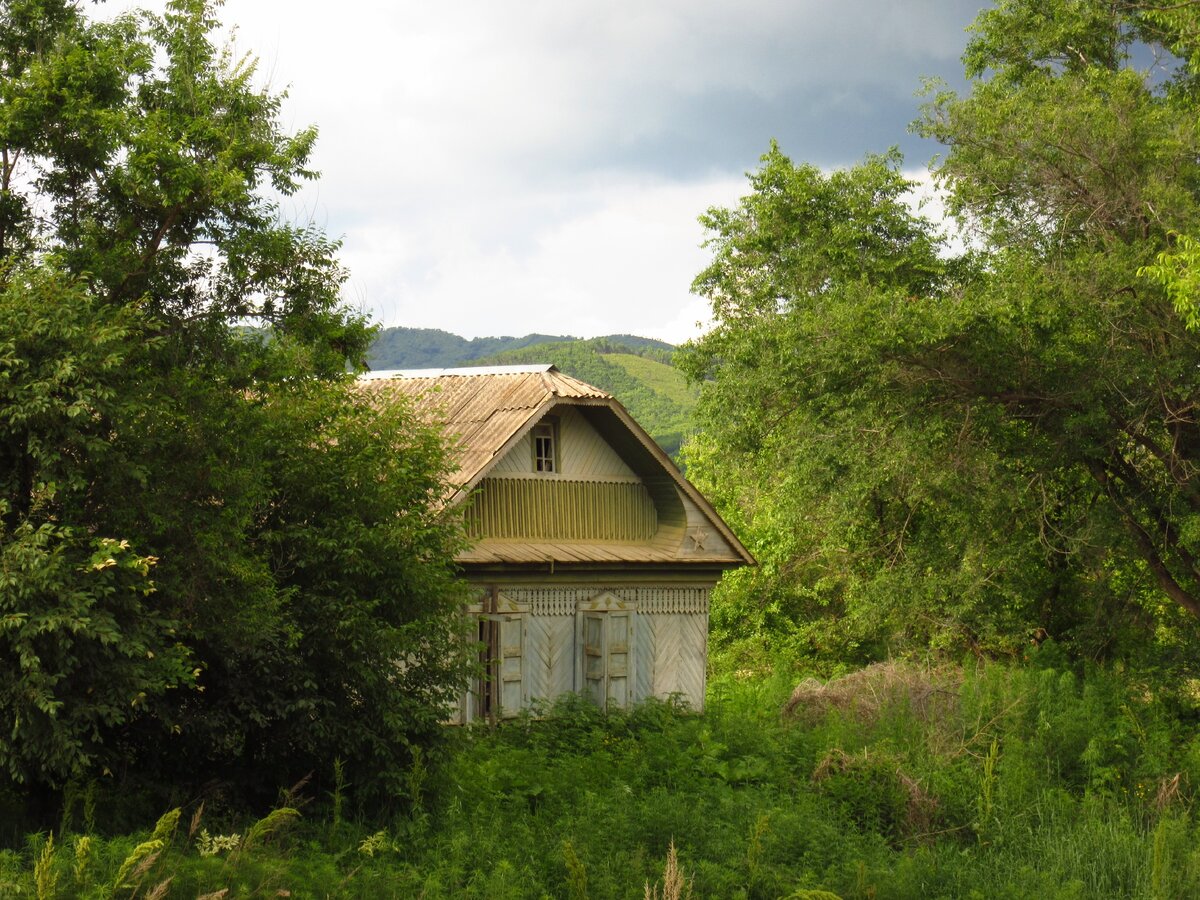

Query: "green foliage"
<box><xmin>1141</xmin><ymin>233</ymin><xmax>1200</xmax><ymax>330</ymax></box>
<box><xmin>147</xmin><ymin>810</ymin><xmax>179</xmax><ymax>847</ymax></box>
<box><xmin>0</xmin><ymin>269</ymin><xmax>196</xmax><ymax>786</ymax></box>
<box><xmin>680</xmin><ymin>146</ymin><xmax>1050</xmax><ymax>666</ymax></box>
<box><xmin>3</xmin><ymin>663</ymin><xmax>1190</xmax><ymax>898</ymax></box>
<box><xmin>240</xmin><ymin>808</ymin><xmax>299</xmax><ymax>851</ymax></box>
<box><xmin>683</xmin><ymin>0</ymin><xmax>1200</xmax><ymax>669</ymax></box>
<box><xmin>72</xmin><ymin>835</ymin><xmax>91</xmax><ymax>889</ymax></box>
<box><xmin>0</xmin><ymin>0</ymin><xmax>468</xmax><ymax>798</ymax></box>
<box><xmin>33</xmin><ymin>832</ymin><xmax>54</xmax><ymax>900</ymax></box>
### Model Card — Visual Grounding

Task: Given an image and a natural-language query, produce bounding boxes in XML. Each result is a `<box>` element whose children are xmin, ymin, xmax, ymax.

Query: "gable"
<box><xmin>357</xmin><ymin>365</ymin><xmax>754</xmax><ymax>567</ymax></box>
<box><xmin>489</xmin><ymin>406</ymin><xmax>637</xmax><ymax>479</ymax></box>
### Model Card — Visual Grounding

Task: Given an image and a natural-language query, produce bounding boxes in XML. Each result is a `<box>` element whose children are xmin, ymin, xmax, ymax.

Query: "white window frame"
<box><xmin>532</xmin><ymin>419</ymin><xmax>558</xmax><ymax>473</ymax></box>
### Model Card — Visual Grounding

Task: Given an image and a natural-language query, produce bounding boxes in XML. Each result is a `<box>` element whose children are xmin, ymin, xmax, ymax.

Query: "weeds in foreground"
<box><xmin>2</xmin><ymin>658</ymin><xmax>1198</xmax><ymax>898</ymax></box>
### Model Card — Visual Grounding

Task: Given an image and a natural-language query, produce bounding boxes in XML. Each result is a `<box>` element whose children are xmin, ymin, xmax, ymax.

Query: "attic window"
<box><xmin>533</xmin><ymin>421</ymin><xmax>557</xmax><ymax>473</ymax></box>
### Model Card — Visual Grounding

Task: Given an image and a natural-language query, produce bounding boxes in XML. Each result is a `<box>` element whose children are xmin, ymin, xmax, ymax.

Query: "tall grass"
<box><xmin>3</xmin><ymin>657</ymin><xmax>1198</xmax><ymax>898</ymax></box>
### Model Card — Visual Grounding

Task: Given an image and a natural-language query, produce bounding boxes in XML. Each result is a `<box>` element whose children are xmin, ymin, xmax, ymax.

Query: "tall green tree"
<box><xmin>680</xmin><ymin>149</ymin><xmax>1059</xmax><ymax>665</ymax></box>
<box><xmin>916</xmin><ymin>0</ymin><xmax>1200</xmax><ymax>622</ymax></box>
<box><xmin>0</xmin><ymin>0</ymin><xmax>467</xmax><ymax>795</ymax></box>
<box><xmin>683</xmin><ymin>1</ymin><xmax>1200</xmax><ymax>668</ymax></box>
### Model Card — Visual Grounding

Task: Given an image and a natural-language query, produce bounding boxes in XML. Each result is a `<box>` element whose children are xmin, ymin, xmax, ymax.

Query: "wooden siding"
<box><xmin>645</xmin><ymin>613</ymin><xmax>708</xmax><ymax>709</ymax></box>
<box><xmin>677</xmin><ymin>493</ymin><xmax>742</xmax><ymax>559</ymax></box>
<box><xmin>464</xmin><ymin>477</ymin><xmax>657</xmax><ymax>541</ymax></box>
<box><xmin>634</xmin><ymin>613</ymin><xmax>655</xmax><ymax>701</ymax></box>
<box><xmin>525</xmin><ymin>615</ymin><xmax>575</xmax><ymax>703</ymax></box>
<box><xmin>488</xmin><ymin>586</ymin><xmax>709</xmax><ymax>615</ymax></box>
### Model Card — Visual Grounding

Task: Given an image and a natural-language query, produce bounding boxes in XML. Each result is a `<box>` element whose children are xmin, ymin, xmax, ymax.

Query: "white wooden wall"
<box><xmin>525</xmin><ymin>615</ymin><xmax>576</xmax><ymax>703</ymax></box>
<box><xmin>450</xmin><ymin>586</ymin><xmax>710</xmax><ymax>722</ymax></box>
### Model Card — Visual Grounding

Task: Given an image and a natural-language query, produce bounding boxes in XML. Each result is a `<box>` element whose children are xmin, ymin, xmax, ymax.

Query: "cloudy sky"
<box><xmin>99</xmin><ymin>1</ymin><xmax>983</xmax><ymax>343</ymax></box>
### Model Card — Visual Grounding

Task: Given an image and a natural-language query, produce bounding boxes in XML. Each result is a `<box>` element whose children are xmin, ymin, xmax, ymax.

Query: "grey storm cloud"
<box><xmin>381</xmin><ymin>0</ymin><xmax>983</xmax><ymax>181</ymax></box>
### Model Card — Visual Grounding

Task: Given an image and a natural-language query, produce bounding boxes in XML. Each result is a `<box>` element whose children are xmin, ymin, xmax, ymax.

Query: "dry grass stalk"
<box><xmin>644</xmin><ymin>841</ymin><xmax>693</xmax><ymax>900</ymax></box>
<box><xmin>1155</xmin><ymin>772</ymin><xmax>1183</xmax><ymax>811</ymax></box>
<box><xmin>810</xmin><ymin>747</ymin><xmax>851</xmax><ymax>783</ymax></box>
<box><xmin>196</xmin><ymin>890</ymin><xmax>230</xmax><ymax>900</ymax></box>
<box><xmin>145</xmin><ymin>876</ymin><xmax>174</xmax><ymax>900</ymax></box>
<box><xmin>280</xmin><ymin>772</ymin><xmax>313</xmax><ymax>810</ymax></box>
<box><xmin>189</xmin><ymin>801</ymin><xmax>205</xmax><ymax>840</ymax></box>
<box><xmin>783</xmin><ymin>661</ymin><xmax>961</xmax><ymax>727</ymax></box>
<box><xmin>129</xmin><ymin>849</ymin><xmax>162</xmax><ymax>884</ymax></box>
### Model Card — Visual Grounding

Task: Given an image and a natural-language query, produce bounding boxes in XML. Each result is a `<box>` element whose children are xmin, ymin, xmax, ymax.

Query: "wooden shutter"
<box><xmin>475</xmin><ymin>613</ymin><xmax>527</xmax><ymax>720</ymax></box>
<box><xmin>582</xmin><ymin>612</ymin><xmax>607</xmax><ymax>706</ymax></box>
<box><xmin>579</xmin><ymin>610</ymin><xmax>635</xmax><ymax>710</ymax></box>
<box><xmin>497</xmin><ymin>614</ymin><xmax>525</xmax><ymax>717</ymax></box>
<box><xmin>606</xmin><ymin>611</ymin><xmax>631</xmax><ymax>708</ymax></box>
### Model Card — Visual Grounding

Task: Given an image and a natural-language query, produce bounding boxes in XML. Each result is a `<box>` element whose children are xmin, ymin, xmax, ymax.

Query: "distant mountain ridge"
<box><xmin>366</xmin><ymin>326</ymin><xmax>673</xmax><ymax>370</ymax></box>
<box><xmin>366</xmin><ymin>327</ymin><xmax>695</xmax><ymax>458</ymax></box>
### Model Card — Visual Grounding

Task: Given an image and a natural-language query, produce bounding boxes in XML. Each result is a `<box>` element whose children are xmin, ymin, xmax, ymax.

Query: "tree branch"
<box><xmin>1088</xmin><ymin>459</ymin><xmax>1200</xmax><ymax>617</ymax></box>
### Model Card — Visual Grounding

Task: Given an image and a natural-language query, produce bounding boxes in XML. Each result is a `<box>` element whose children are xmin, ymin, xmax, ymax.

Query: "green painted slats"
<box><xmin>463</xmin><ymin>478</ymin><xmax>657</xmax><ymax>541</ymax></box>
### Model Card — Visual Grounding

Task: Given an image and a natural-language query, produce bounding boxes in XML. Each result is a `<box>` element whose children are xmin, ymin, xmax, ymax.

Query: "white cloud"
<box><xmin>94</xmin><ymin>0</ymin><xmax>981</xmax><ymax>342</ymax></box>
<box><xmin>341</xmin><ymin>173</ymin><xmax>747</xmax><ymax>343</ymax></box>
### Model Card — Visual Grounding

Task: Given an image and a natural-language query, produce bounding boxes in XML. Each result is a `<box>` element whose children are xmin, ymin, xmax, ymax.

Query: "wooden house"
<box><xmin>359</xmin><ymin>364</ymin><xmax>752</xmax><ymax>721</ymax></box>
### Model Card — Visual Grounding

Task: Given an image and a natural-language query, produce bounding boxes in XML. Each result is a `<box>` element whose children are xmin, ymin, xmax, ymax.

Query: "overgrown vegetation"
<box><xmin>4</xmin><ymin>660</ymin><xmax>1199</xmax><ymax>898</ymax></box>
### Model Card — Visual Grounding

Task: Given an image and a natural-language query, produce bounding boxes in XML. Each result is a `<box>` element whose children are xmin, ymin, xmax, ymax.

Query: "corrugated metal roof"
<box><xmin>461</xmin><ymin>539</ymin><xmax>677</xmax><ymax>564</ymax></box>
<box><xmin>458</xmin><ymin>539</ymin><xmax>742</xmax><ymax>565</ymax></box>
<box><xmin>358</xmin><ymin>366</ymin><xmax>608</xmax><ymax>490</ymax></box>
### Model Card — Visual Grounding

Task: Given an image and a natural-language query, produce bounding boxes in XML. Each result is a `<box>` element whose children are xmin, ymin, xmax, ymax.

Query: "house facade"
<box><xmin>359</xmin><ymin>364</ymin><xmax>752</xmax><ymax>722</ymax></box>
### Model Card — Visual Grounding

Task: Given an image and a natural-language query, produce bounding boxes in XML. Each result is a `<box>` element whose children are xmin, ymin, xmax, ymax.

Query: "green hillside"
<box><xmin>605</xmin><ymin>352</ymin><xmax>697</xmax><ymax>407</ymax></box>
<box><xmin>473</xmin><ymin>338</ymin><xmax>695</xmax><ymax>458</ymax></box>
<box><xmin>366</xmin><ymin>326</ymin><xmax>674</xmax><ymax>370</ymax></box>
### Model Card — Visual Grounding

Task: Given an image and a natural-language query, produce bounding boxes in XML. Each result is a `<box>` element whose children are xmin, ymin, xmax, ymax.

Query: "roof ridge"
<box><xmin>360</xmin><ymin>364</ymin><xmax>555</xmax><ymax>380</ymax></box>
